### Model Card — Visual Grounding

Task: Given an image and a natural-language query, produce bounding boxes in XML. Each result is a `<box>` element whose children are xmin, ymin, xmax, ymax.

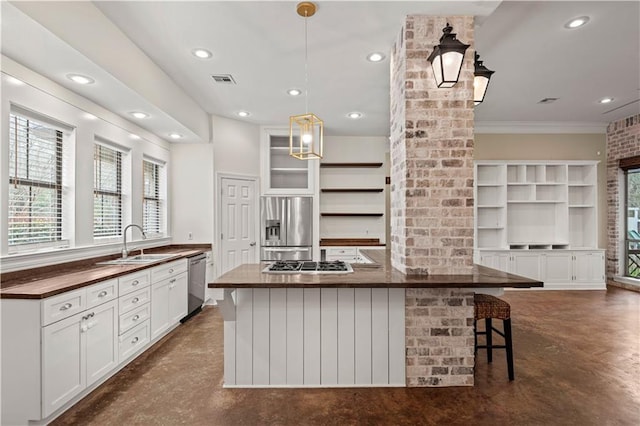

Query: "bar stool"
<box><xmin>474</xmin><ymin>293</ymin><xmax>514</xmax><ymax>381</ymax></box>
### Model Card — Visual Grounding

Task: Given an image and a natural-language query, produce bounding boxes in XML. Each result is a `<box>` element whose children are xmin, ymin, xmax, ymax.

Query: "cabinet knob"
<box><xmin>59</xmin><ymin>303</ymin><xmax>72</xmax><ymax>311</ymax></box>
<box><xmin>132</xmin><ymin>280</ymin><xmax>139</xmax><ymax>286</ymax></box>
<box><xmin>132</xmin><ymin>297</ymin><xmax>139</xmax><ymax>304</ymax></box>
<box><xmin>131</xmin><ymin>337</ymin><xmax>139</xmax><ymax>344</ymax></box>
<box><xmin>169</xmin><ymin>269</ymin><xmax>174</xmax><ymax>273</ymax></box>
<box><xmin>98</xmin><ymin>290</ymin><xmax>108</xmax><ymax>298</ymax></box>
<box><xmin>132</xmin><ymin>314</ymin><xmax>140</xmax><ymax>321</ymax></box>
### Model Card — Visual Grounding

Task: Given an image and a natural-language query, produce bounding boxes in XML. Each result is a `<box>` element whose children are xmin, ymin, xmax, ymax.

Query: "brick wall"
<box><xmin>405</xmin><ymin>288</ymin><xmax>475</xmax><ymax>386</ymax></box>
<box><xmin>390</xmin><ymin>15</ymin><xmax>475</xmax><ymax>276</ymax></box>
<box><xmin>606</xmin><ymin>114</ymin><xmax>640</xmax><ymax>277</ymax></box>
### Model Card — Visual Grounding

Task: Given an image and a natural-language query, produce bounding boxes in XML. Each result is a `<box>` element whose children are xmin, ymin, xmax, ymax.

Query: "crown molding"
<box><xmin>474</xmin><ymin>121</ymin><xmax>608</xmax><ymax>134</ymax></box>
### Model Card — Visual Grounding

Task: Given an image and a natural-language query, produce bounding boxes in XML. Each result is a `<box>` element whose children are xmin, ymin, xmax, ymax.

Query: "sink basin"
<box><xmin>97</xmin><ymin>253</ymin><xmax>178</xmax><ymax>265</ymax></box>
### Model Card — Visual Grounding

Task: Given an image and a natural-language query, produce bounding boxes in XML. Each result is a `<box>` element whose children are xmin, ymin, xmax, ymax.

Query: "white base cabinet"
<box><xmin>478</xmin><ymin>249</ymin><xmax>605</xmax><ymax>290</ymax></box>
<box><xmin>1</xmin><ymin>261</ymin><xmax>190</xmax><ymax>425</ymax></box>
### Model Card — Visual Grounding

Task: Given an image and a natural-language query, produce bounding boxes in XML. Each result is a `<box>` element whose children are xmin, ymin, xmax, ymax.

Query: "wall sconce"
<box><xmin>427</xmin><ymin>23</ymin><xmax>470</xmax><ymax>88</ymax></box>
<box><xmin>474</xmin><ymin>52</ymin><xmax>495</xmax><ymax>105</ymax></box>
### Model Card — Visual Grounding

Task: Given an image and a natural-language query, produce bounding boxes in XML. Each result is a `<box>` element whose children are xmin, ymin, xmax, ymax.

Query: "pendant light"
<box><xmin>289</xmin><ymin>1</ymin><xmax>324</xmax><ymax>160</ymax></box>
<box><xmin>474</xmin><ymin>53</ymin><xmax>495</xmax><ymax>105</ymax></box>
<box><xmin>427</xmin><ymin>23</ymin><xmax>470</xmax><ymax>88</ymax></box>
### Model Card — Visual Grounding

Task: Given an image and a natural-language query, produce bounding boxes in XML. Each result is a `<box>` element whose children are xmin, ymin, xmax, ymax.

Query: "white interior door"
<box><xmin>220</xmin><ymin>177</ymin><xmax>257</xmax><ymax>274</ymax></box>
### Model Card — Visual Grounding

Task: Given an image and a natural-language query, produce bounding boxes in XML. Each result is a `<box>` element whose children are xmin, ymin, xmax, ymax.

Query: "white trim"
<box><xmin>475</xmin><ymin>121</ymin><xmax>608</xmax><ymax>134</ymax></box>
<box><xmin>0</xmin><ymin>236</ymin><xmax>171</xmax><ymax>273</ymax></box>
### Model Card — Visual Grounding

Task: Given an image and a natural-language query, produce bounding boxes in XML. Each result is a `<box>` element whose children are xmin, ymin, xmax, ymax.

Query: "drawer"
<box><xmin>86</xmin><ymin>279</ymin><xmax>118</xmax><ymax>309</ymax></box>
<box><xmin>119</xmin><ymin>303</ymin><xmax>150</xmax><ymax>335</ymax></box>
<box><xmin>119</xmin><ymin>319</ymin><xmax>150</xmax><ymax>362</ymax></box>
<box><xmin>151</xmin><ymin>259</ymin><xmax>187</xmax><ymax>283</ymax></box>
<box><xmin>326</xmin><ymin>255</ymin><xmax>357</xmax><ymax>262</ymax></box>
<box><xmin>42</xmin><ymin>288</ymin><xmax>86</xmax><ymax>326</ymax></box>
<box><xmin>326</xmin><ymin>247</ymin><xmax>357</xmax><ymax>256</ymax></box>
<box><xmin>119</xmin><ymin>287</ymin><xmax>151</xmax><ymax>314</ymax></box>
<box><xmin>118</xmin><ymin>270</ymin><xmax>150</xmax><ymax>296</ymax></box>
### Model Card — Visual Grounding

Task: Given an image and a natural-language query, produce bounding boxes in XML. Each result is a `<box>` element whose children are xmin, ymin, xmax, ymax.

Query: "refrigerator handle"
<box><xmin>285</xmin><ymin>197</ymin><xmax>291</xmax><ymax>242</ymax></box>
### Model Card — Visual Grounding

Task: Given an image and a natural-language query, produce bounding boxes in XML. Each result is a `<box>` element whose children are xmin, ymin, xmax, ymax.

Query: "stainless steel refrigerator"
<box><xmin>260</xmin><ymin>196</ymin><xmax>312</xmax><ymax>261</ymax></box>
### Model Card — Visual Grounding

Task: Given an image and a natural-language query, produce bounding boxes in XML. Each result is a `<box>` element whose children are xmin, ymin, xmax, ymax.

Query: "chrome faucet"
<box><xmin>122</xmin><ymin>224</ymin><xmax>147</xmax><ymax>258</ymax></box>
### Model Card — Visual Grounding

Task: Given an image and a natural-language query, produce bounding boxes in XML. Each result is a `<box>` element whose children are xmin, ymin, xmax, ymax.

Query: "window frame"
<box><xmin>142</xmin><ymin>159</ymin><xmax>163</xmax><ymax>237</ymax></box>
<box><xmin>93</xmin><ymin>142</ymin><xmax>123</xmax><ymax>239</ymax></box>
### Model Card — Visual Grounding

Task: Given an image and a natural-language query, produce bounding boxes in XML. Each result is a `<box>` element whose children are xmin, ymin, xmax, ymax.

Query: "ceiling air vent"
<box><xmin>538</xmin><ymin>97</ymin><xmax>559</xmax><ymax>104</ymax></box>
<box><xmin>211</xmin><ymin>74</ymin><xmax>236</xmax><ymax>84</ymax></box>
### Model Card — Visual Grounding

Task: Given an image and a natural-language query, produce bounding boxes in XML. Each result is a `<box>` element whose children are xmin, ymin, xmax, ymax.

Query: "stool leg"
<box><xmin>485</xmin><ymin>318</ymin><xmax>493</xmax><ymax>363</ymax></box>
<box><xmin>504</xmin><ymin>318</ymin><xmax>514</xmax><ymax>381</ymax></box>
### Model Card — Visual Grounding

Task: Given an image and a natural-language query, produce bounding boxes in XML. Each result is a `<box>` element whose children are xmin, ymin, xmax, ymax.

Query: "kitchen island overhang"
<box><xmin>210</xmin><ymin>250</ymin><xmax>542</xmax><ymax>388</ymax></box>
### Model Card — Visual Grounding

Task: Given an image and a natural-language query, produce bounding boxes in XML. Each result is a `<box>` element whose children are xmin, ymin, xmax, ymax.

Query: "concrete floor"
<box><xmin>52</xmin><ymin>287</ymin><xmax>640</xmax><ymax>426</ymax></box>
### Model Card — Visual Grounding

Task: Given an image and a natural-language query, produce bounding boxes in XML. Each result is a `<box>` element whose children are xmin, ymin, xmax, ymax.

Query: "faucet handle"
<box><xmin>122</xmin><ymin>248</ymin><xmax>128</xmax><ymax>259</ymax></box>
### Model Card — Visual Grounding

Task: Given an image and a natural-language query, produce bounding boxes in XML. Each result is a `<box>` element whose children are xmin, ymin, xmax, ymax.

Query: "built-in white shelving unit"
<box><xmin>474</xmin><ymin>160</ymin><xmax>604</xmax><ymax>290</ymax></box>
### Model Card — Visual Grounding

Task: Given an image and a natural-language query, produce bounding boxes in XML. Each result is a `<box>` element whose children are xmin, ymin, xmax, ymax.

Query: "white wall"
<box><xmin>0</xmin><ymin>63</ymin><xmax>171</xmax><ymax>272</ymax></box>
<box><xmin>170</xmin><ymin>143</ymin><xmax>214</xmax><ymax>244</ymax></box>
<box><xmin>212</xmin><ymin>115</ymin><xmax>260</xmax><ymax>176</ymax></box>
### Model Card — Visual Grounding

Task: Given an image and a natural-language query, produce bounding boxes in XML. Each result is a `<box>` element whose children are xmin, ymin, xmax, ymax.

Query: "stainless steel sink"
<box><xmin>97</xmin><ymin>253</ymin><xmax>178</xmax><ymax>265</ymax></box>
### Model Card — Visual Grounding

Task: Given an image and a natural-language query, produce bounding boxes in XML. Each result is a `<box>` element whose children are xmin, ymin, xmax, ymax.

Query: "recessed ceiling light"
<box><xmin>130</xmin><ymin>111</ymin><xmax>149</xmax><ymax>119</ymax></box>
<box><xmin>130</xmin><ymin>134</ymin><xmax>141</xmax><ymax>140</ymax></box>
<box><xmin>66</xmin><ymin>74</ymin><xmax>95</xmax><ymax>85</ymax></box>
<box><xmin>599</xmin><ymin>97</ymin><xmax>614</xmax><ymax>104</ymax></box>
<box><xmin>367</xmin><ymin>52</ymin><xmax>386</xmax><ymax>62</ymax></box>
<box><xmin>169</xmin><ymin>133</ymin><xmax>183</xmax><ymax>140</ymax></box>
<box><xmin>287</xmin><ymin>89</ymin><xmax>302</xmax><ymax>96</ymax></box>
<box><xmin>347</xmin><ymin>112</ymin><xmax>363</xmax><ymax>119</ymax></box>
<box><xmin>238</xmin><ymin>111</ymin><xmax>250</xmax><ymax>117</ymax></box>
<box><xmin>6</xmin><ymin>75</ymin><xmax>25</xmax><ymax>86</ymax></box>
<box><xmin>192</xmin><ymin>48</ymin><xmax>212</xmax><ymax>59</ymax></box>
<box><xmin>565</xmin><ymin>16</ymin><xmax>590</xmax><ymax>29</ymax></box>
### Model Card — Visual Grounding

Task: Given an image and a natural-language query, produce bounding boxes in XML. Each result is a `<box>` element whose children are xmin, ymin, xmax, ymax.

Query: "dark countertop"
<box><xmin>0</xmin><ymin>245</ymin><xmax>211</xmax><ymax>299</ymax></box>
<box><xmin>209</xmin><ymin>249</ymin><xmax>543</xmax><ymax>289</ymax></box>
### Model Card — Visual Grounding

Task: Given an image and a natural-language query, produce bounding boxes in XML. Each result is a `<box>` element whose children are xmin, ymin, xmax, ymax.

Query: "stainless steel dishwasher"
<box><xmin>182</xmin><ymin>253</ymin><xmax>206</xmax><ymax>322</ymax></box>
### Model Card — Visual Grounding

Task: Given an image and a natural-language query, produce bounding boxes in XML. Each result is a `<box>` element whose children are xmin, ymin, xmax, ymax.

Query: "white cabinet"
<box><xmin>478</xmin><ymin>249</ymin><xmax>605</xmax><ymax>290</ymax></box>
<box><xmin>322</xmin><ymin>246</ymin><xmax>384</xmax><ymax>264</ymax></box>
<box><xmin>150</xmin><ymin>259</ymin><xmax>188</xmax><ymax>340</ymax></box>
<box><xmin>261</xmin><ymin>127</ymin><xmax>316</xmax><ymax>195</ymax></box>
<box><xmin>42</xmin><ymin>298</ymin><xmax>118</xmax><ymax>418</ymax></box>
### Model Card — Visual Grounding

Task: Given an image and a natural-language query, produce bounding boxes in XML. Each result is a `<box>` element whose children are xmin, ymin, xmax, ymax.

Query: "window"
<box><xmin>8</xmin><ymin>113</ymin><xmax>63</xmax><ymax>247</ymax></box>
<box><xmin>625</xmin><ymin>168</ymin><xmax>640</xmax><ymax>277</ymax></box>
<box><xmin>94</xmin><ymin>143</ymin><xmax>122</xmax><ymax>238</ymax></box>
<box><xmin>143</xmin><ymin>160</ymin><xmax>161</xmax><ymax>235</ymax></box>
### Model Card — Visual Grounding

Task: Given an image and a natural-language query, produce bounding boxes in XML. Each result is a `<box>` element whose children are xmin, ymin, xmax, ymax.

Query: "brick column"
<box><xmin>606</xmin><ymin>114</ymin><xmax>640</xmax><ymax>277</ymax></box>
<box><xmin>390</xmin><ymin>15</ymin><xmax>476</xmax><ymax>387</ymax></box>
<box><xmin>390</xmin><ymin>15</ymin><xmax>475</xmax><ymax>276</ymax></box>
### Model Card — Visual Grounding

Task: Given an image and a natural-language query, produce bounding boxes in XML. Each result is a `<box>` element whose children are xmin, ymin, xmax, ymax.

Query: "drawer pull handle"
<box><xmin>169</xmin><ymin>268</ymin><xmax>174</xmax><ymax>273</ymax></box>
<box><xmin>132</xmin><ymin>280</ymin><xmax>139</xmax><ymax>286</ymax></box>
<box><xmin>131</xmin><ymin>337</ymin><xmax>139</xmax><ymax>344</ymax></box>
<box><xmin>82</xmin><ymin>312</ymin><xmax>95</xmax><ymax>321</ymax></box>
<box><xmin>132</xmin><ymin>297</ymin><xmax>140</xmax><ymax>304</ymax></box>
<box><xmin>132</xmin><ymin>314</ymin><xmax>140</xmax><ymax>321</ymax></box>
<box><xmin>169</xmin><ymin>279</ymin><xmax>176</xmax><ymax>284</ymax></box>
<box><xmin>59</xmin><ymin>303</ymin><xmax>72</xmax><ymax>311</ymax></box>
<box><xmin>98</xmin><ymin>290</ymin><xmax>108</xmax><ymax>298</ymax></box>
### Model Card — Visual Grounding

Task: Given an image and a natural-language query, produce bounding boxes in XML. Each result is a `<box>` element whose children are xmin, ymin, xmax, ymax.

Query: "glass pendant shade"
<box><xmin>473</xmin><ymin>52</ymin><xmax>495</xmax><ymax>105</ymax></box>
<box><xmin>427</xmin><ymin>23</ymin><xmax>470</xmax><ymax>88</ymax></box>
<box><xmin>290</xmin><ymin>113</ymin><xmax>323</xmax><ymax>160</ymax></box>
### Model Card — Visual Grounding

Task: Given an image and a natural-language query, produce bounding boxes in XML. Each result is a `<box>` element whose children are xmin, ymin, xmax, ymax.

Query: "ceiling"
<box><xmin>1</xmin><ymin>1</ymin><xmax>639</xmax><ymax>143</ymax></box>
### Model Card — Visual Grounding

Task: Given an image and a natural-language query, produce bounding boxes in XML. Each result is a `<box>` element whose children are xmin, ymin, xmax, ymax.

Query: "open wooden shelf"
<box><xmin>320</xmin><ymin>238</ymin><xmax>384</xmax><ymax>246</ymax></box>
<box><xmin>321</xmin><ymin>213</ymin><xmax>384</xmax><ymax>217</ymax></box>
<box><xmin>321</xmin><ymin>188</ymin><xmax>383</xmax><ymax>193</ymax></box>
<box><xmin>320</xmin><ymin>162</ymin><xmax>383</xmax><ymax>168</ymax></box>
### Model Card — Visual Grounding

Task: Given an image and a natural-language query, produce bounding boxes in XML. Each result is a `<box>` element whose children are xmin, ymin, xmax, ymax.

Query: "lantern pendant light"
<box><xmin>289</xmin><ymin>1</ymin><xmax>324</xmax><ymax>160</ymax></box>
<box><xmin>473</xmin><ymin>52</ymin><xmax>495</xmax><ymax>105</ymax></box>
<box><xmin>427</xmin><ymin>23</ymin><xmax>470</xmax><ymax>88</ymax></box>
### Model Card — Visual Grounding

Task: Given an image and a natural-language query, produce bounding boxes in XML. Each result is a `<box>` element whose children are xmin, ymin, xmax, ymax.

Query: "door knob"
<box><xmin>250</xmin><ymin>242</ymin><xmax>256</xmax><ymax>246</ymax></box>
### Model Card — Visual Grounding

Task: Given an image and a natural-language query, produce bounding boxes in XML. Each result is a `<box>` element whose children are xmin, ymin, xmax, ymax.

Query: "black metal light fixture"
<box><xmin>427</xmin><ymin>23</ymin><xmax>470</xmax><ymax>88</ymax></box>
<box><xmin>474</xmin><ymin>53</ymin><xmax>495</xmax><ymax>105</ymax></box>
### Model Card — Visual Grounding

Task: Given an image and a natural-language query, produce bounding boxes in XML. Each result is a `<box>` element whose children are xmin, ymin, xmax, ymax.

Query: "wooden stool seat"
<box><xmin>474</xmin><ymin>294</ymin><xmax>514</xmax><ymax>381</ymax></box>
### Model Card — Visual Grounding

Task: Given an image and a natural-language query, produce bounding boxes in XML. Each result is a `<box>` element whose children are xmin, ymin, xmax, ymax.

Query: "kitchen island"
<box><xmin>210</xmin><ymin>250</ymin><xmax>542</xmax><ymax>388</ymax></box>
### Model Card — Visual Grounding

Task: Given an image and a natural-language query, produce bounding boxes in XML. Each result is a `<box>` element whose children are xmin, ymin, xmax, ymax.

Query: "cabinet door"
<box><xmin>151</xmin><ymin>280</ymin><xmax>170</xmax><ymax>340</ymax></box>
<box><xmin>261</xmin><ymin>129</ymin><xmax>315</xmax><ymax>194</ymax></box>
<box><xmin>544</xmin><ymin>253</ymin><xmax>572</xmax><ymax>283</ymax></box>
<box><xmin>479</xmin><ymin>252</ymin><xmax>510</xmax><ymax>272</ymax></box>
<box><xmin>85</xmin><ymin>300</ymin><xmax>118</xmax><ymax>387</ymax></box>
<box><xmin>574</xmin><ymin>252</ymin><xmax>605</xmax><ymax>283</ymax></box>
<box><xmin>168</xmin><ymin>273</ymin><xmax>188</xmax><ymax>325</ymax></box>
<box><xmin>42</xmin><ymin>313</ymin><xmax>85</xmax><ymax>417</ymax></box>
<box><xmin>511</xmin><ymin>253</ymin><xmax>542</xmax><ymax>280</ymax></box>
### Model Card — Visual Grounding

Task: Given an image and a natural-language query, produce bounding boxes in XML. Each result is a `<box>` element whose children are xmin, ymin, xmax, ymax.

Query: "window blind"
<box><xmin>94</xmin><ymin>143</ymin><xmax>122</xmax><ymax>237</ymax></box>
<box><xmin>143</xmin><ymin>160</ymin><xmax>161</xmax><ymax>234</ymax></box>
<box><xmin>8</xmin><ymin>113</ymin><xmax>63</xmax><ymax>246</ymax></box>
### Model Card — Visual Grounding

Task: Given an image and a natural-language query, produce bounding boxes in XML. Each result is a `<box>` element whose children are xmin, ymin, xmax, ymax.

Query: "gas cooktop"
<box><xmin>262</xmin><ymin>260</ymin><xmax>353</xmax><ymax>274</ymax></box>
